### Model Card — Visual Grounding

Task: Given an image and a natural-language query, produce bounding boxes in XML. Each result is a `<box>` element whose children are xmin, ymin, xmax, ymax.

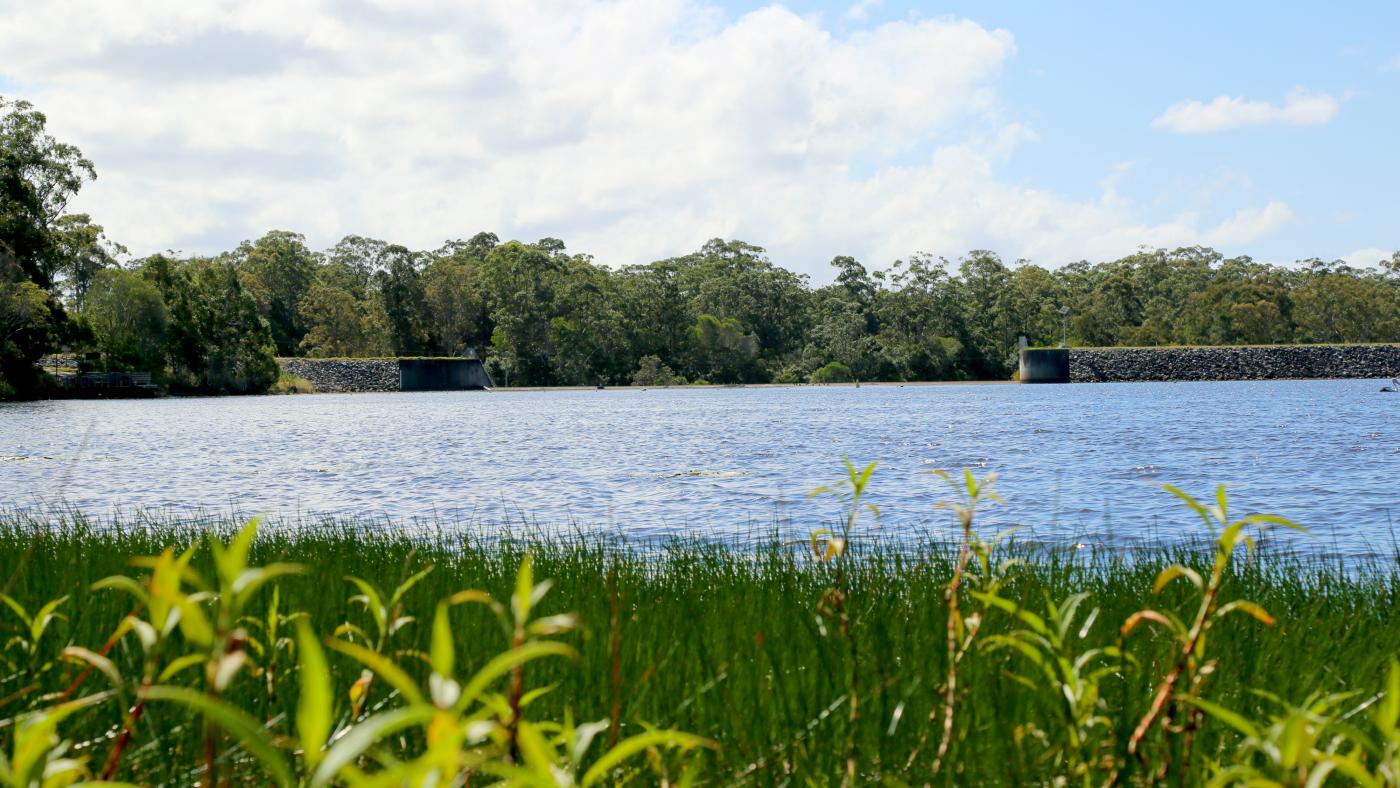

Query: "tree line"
<box><xmin>4</xmin><ymin>96</ymin><xmax>1400</xmax><ymax>397</ymax></box>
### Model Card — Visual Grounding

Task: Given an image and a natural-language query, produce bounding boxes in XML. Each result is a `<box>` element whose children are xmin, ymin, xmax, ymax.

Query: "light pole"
<box><xmin>1058</xmin><ymin>306</ymin><xmax>1070</xmax><ymax>348</ymax></box>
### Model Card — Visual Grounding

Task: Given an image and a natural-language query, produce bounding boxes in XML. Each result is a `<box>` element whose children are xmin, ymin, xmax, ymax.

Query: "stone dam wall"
<box><xmin>278</xmin><ymin>348</ymin><xmax>1400</xmax><ymax>390</ymax></box>
<box><xmin>277</xmin><ymin>358</ymin><xmax>495</xmax><ymax>392</ymax></box>
<box><xmin>278</xmin><ymin>359</ymin><xmax>400</xmax><ymax>392</ymax></box>
<box><xmin>1069</xmin><ymin>345</ymin><xmax>1400</xmax><ymax>383</ymax></box>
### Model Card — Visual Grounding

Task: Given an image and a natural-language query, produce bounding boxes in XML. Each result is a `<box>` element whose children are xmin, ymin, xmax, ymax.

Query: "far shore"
<box><xmin>490</xmin><ymin>379</ymin><xmax>1016</xmax><ymax>393</ymax></box>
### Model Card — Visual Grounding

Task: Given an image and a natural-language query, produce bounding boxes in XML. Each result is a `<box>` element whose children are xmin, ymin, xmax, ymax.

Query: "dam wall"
<box><xmin>276</xmin><ymin>358</ymin><xmax>493</xmax><ymax>393</ymax></box>
<box><xmin>1069</xmin><ymin>344</ymin><xmax>1400</xmax><ymax>383</ymax></box>
<box><xmin>1019</xmin><ymin>348</ymin><xmax>1071</xmax><ymax>383</ymax></box>
<box><xmin>398</xmin><ymin>358</ymin><xmax>494</xmax><ymax>391</ymax></box>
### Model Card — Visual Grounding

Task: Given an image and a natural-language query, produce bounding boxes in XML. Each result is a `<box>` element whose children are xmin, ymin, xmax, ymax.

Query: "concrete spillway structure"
<box><xmin>1019</xmin><ymin>348</ymin><xmax>1070</xmax><ymax>383</ymax></box>
<box><xmin>398</xmin><ymin>358</ymin><xmax>494</xmax><ymax>391</ymax></box>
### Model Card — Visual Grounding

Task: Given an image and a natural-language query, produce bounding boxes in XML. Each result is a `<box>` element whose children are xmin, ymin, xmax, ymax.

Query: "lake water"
<box><xmin>3</xmin><ymin>380</ymin><xmax>1398</xmax><ymax>555</ymax></box>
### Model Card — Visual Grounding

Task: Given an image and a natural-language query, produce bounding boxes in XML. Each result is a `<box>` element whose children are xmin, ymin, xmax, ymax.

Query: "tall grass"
<box><xmin>0</xmin><ymin>475</ymin><xmax>1398</xmax><ymax>784</ymax></box>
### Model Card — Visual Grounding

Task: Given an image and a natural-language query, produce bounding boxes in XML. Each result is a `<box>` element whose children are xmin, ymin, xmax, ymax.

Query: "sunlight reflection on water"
<box><xmin>2</xmin><ymin>379</ymin><xmax>1397</xmax><ymax>555</ymax></box>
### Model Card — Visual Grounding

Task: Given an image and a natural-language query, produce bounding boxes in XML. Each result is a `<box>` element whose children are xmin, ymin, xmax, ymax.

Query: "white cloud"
<box><xmin>1384</xmin><ymin>54</ymin><xmax>1400</xmax><ymax>72</ymax></box>
<box><xmin>1206</xmin><ymin>201</ymin><xmax>1293</xmax><ymax>246</ymax></box>
<box><xmin>1151</xmin><ymin>87</ymin><xmax>1340</xmax><ymax>134</ymax></box>
<box><xmin>0</xmin><ymin>0</ymin><xmax>1298</xmax><ymax>278</ymax></box>
<box><xmin>1341</xmin><ymin>247</ymin><xmax>1394</xmax><ymax>268</ymax></box>
<box><xmin>844</xmin><ymin>0</ymin><xmax>882</xmax><ymax>22</ymax></box>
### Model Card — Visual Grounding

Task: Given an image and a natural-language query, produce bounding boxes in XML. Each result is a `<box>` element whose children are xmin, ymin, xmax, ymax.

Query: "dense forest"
<box><xmin>4</xmin><ymin>96</ymin><xmax>1400</xmax><ymax>397</ymax></box>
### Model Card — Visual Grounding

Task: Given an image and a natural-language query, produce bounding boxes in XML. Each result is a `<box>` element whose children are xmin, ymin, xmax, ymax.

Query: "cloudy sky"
<box><xmin>1</xmin><ymin>0</ymin><xmax>1395</xmax><ymax>280</ymax></box>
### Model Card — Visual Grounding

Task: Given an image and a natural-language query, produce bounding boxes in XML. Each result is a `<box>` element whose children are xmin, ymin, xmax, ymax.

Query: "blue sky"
<box><xmin>717</xmin><ymin>0</ymin><xmax>1400</xmax><ymax>266</ymax></box>
<box><xmin>1</xmin><ymin>0</ymin><xmax>1395</xmax><ymax>278</ymax></box>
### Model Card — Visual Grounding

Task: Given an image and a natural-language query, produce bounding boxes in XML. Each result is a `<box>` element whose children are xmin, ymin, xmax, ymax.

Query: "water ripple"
<box><xmin>2</xmin><ymin>380</ymin><xmax>1398</xmax><ymax>553</ymax></box>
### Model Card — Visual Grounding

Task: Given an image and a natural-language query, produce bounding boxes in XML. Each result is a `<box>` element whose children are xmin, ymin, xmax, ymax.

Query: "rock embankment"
<box><xmin>277</xmin><ymin>359</ymin><xmax>399</xmax><ymax>392</ymax></box>
<box><xmin>1070</xmin><ymin>345</ymin><xmax>1400</xmax><ymax>383</ymax></box>
<box><xmin>36</xmin><ymin>355</ymin><xmax>79</xmax><ymax>370</ymax></box>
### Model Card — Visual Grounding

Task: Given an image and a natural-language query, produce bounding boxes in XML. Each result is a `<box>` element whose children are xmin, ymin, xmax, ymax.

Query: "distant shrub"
<box><xmin>268</xmin><ymin>372</ymin><xmax>315</xmax><ymax>394</ymax></box>
<box><xmin>808</xmin><ymin>361</ymin><xmax>853</xmax><ymax>383</ymax></box>
<box><xmin>630</xmin><ymin>354</ymin><xmax>685</xmax><ymax>386</ymax></box>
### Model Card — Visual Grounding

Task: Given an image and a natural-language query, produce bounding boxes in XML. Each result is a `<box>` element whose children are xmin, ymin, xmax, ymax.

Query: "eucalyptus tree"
<box><xmin>479</xmin><ymin>239</ymin><xmax>569</xmax><ymax>385</ymax></box>
<box><xmin>84</xmin><ymin>267</ymin><xmax>168</xmax><ymax>374</ymax></box>
<box><xmin>232</xmin><ymin>230</ymin><xmax>320</xmax><ymax>356</ymax></box>
<box><xmin>0</xmin><ymin>96</ymin><xmax>101</xmax><ymax>395</ymax></box>
<box><xmin>423</xmin><ymin>234</ymin><xmax>495</xmax><ymax>357</ymax></box>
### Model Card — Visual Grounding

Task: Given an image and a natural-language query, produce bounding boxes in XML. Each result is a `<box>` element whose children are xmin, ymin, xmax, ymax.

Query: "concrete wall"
<box><xmin>398</xmin><ymin>359</ymin><xmax>494</xmax><ymax>391</ymax></box>
<box><xmin>1070</xmin><ymin>345</ymin><xmax>1400</xmax><ymax>383</ymax></box>
<box><xmin>1019</xmin><ymin>348</ymin><xmax>1070</xmax><ymax>383</ymax></box>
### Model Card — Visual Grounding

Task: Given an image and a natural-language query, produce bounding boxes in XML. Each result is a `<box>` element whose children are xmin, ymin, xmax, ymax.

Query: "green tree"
<box><xmin>298</xmin><ymin>279</ymin><xmax>392</xmax><ymax>358</ymax></box>
<box><xmin>680</xmin><ymin>239</ymin><xmax>811</xmax><ymax>379</ymax></box>
<box><xmin>688</xmin><ymin>313</ymin><xmax>758</xmax><ymax>383</ymax></box>
<box><xmin>617</xmin><ymin>259</ymin><xmax>694</xmax><ymax>374</ymax></box>
<box><xmin>1072</xmin><ymin>265</ymin><xmax>1138</xmax><ymax>348</ymax></box>
<box><xmin>423</xmin><ymin>248</ymin><xmax>489</xmax><ymax>357</ymax></box>
<box><xmin>0</xmin><ymin>273</ymin><xmax>56</xmax><ymax>397</ymax></box>
<box><xmin>1382</xmin><ymin>251</ymin><xmax>1400</xmax><ymax>276</ymax></box>
<box><xmin>872</xmin><ymin>253</ymin><xmax>968</xmax><ymax>379</ymax></box>
<box><xmin>234</xmin><ymin>230</ymin><xmax>319</xmax><ymax>355</ymax></box>
<box><xmin>0</xmin><ymin>97</ymin><xmax>99</xmax><ymax>395</ymax></box>
<box><xmin>84</xmin><ymin>267</ymin><xmax>168</xmax><ymax>374</ymax></box>
<box><xmin>372</xmin><ymin>244</ymin><xmax>431</xmax><ymax>356</ymax></box>
<box><xmin>0</xmin><ymin>97</ymin><xmax>95</xmax><ymax>291</ymax></box>
<box><xmin>139</xmin><ymin>254</ymin><xmax>280</xmax><ymax>393</ymax></box>
<box><xmin>480</xmin><ymin>240</ymin><xmax>567</xmax><ymax>385</ymax></box>
<box><xmin>1293</xmin><ymin>272</ymin><xmax>1398</xmax><ymax>343</ymax></box>
<box><xmin>51</xmin><ymin>214</ymin><xmax>123</xmax><ymax>307</ymax></box>
<box><xmin>549</xmin><ymin>263</ymin><xmax>629</xmax><ymax>385</ymax></box>
<box><xmin>803</xmin><ymin>294</ymin><xmax>885</xmax><ymax>381</ymax></box>
<box><xmin>1002</xmin><ymin>263</ymin><xmax>1063</xmax><ymax>348</ymax></box>
<box><xmin>1175</xmin><ymin>282</ymin><xmax>1292</xmax><ymax>345</ymax></box>
<box><xmin>956</xmin><ymin>251</ymin><xmax>1013</xmax><ymax>374</ymax></box>
<box><xmin>630</xmin><ymin>354</ymin><xmax>684</xmax><ymax>386</ymax></box>
<box><xmin>186</xmin><ymin>259</ymin><xmax>280</xmax><ymax>392</ymax></box>
<box><xmin>808</xmin><ymin>360</ymin><xmax>853</xmax><ymax>383</ymax></box>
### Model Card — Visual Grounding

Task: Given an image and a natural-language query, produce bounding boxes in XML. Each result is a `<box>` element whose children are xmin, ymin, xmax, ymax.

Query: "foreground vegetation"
<box><xmin>2</xmin><ymin>470</ymin><xmax>1399</xmax><ymax>784</ymax></box>
<box><xmin>6</xmin><ymin>95</ymin><xmax>1400</xmax><ymax>399</ymax></box>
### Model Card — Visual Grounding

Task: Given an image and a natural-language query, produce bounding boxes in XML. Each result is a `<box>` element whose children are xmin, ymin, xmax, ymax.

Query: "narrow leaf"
<box><xmin>296</xmin><ymin>619</ymin><xmax>332</xmax><ymax>770</ymax></box>
<box><xmin>582</xmin><ymin>730</ymin><xmax>715</xmax><ymax>786</ymax></box>
<box><xmin>325</xmin><ymin>639</ymin><xmax>425</xmax><ymax>706</ymax></box>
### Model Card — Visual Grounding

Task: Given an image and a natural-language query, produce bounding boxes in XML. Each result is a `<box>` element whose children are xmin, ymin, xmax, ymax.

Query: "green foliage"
<box><xmin>0</xmin><ymin>519</ymin><xmax>711</xmax><ymax>785</ymax></box>
<box><xmin>1</xmin><ymin>95</ymin><xmax>280</xmax><ymax>397</ymax></box>
<box><xmin>83</xmin><ymin>268</ymin><xmax>167</xmax><ymax>374</ymax></box>
<box><xmin>1294</xmin><ymin>270</ymin><xmax>1398</xmax><ymax>343</ymax></box>
<box><xmin>629</xmin><ymin>354</ymin><xmax>684</xmax><ymax>386</ymax></box>
<box><xmin>298</xmin><ymin>277</ymin><xmax>392</xmax><ymax>358</ymax></box>
<box><xmin>0</xmin><ymin>483</ymin><xmax>1398</xmax><ymax>783</ymax></box>
<box><xmin>0</xmin><ymin>96</ymin><xmax>96</xmax><ymax>397</ymax></box>
<box><xmin>7</xmin><ymin>92</ymin><xmax>1400</xmax><ymax>398</ymax></box>
<box><xmin>0</xmin><ymin>275</ymin><xmax>58</xmax><ymax>398</ymax></box>
<box><xmin>433</xmin><ymin>242</ymin><xmax>1398</xmax><ymax>386</ymax></box>
<box><xmin>139</xmin><ymin>255</ymin><xmax>280</xmax><ymax>393</ymax></box>
<box><xmin>268</xmin><ymin>372</ymin><xmax>315</xmax><ymax>394</ymax></box>
<box><xmin>0</xmin><ymin>96</ymin><xmax>95</xmax><ymax>292</ymax></box>
<box><xmin>232</xmin><ymin>230</ymin><xmax>319</xmax><ymax>357</ymax></box>
<box><xmin>809</xmin><ymin>360</ymin><xmax>853</xmax><ymax>383</ymax></box>
<box><xmin>688</xmin><ymin>313</ymin><xmax>758</xmax><ymax>384</ymax></box>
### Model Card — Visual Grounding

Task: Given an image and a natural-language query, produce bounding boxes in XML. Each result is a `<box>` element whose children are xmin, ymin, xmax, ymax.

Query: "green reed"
<box><xmin>0</xmin><ymin>475</ymin><xmax>1397</xmax><ymax>784</ymax></box>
